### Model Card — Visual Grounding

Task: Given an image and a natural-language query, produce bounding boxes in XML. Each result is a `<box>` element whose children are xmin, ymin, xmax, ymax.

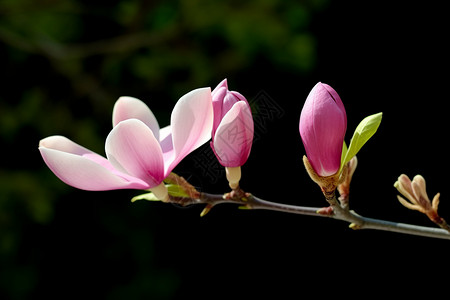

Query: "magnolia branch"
<box><xmin>167</xmin><ymin>189</ymin><xmax>450</xmax><ymax>240</ymax></box>
<box><xmin>34</xmin><ymin>61</ymin><xmax>448</xmax><ymax>241</ymax></box>
<box><xmin>157</xmin><ymin>171</ymin><xmax>450</xmax><ymax>240</ymax></box>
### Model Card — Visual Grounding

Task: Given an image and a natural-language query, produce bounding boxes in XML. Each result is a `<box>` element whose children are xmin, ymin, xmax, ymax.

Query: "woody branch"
<box><xmin>167</xmin><ymin>187</ymin><xmax>450</xmax><ymax>241</ymax></box>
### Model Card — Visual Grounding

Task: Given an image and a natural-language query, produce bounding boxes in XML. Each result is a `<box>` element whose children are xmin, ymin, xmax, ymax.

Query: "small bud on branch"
<box><xmin>395</xmin><ymin>174</ymin><xmax>449</xmax><ymax>232</ymax></box>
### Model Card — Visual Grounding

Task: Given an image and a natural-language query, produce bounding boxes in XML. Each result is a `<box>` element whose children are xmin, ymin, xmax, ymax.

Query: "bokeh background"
<box><xmin>1</xmin><ymin>0</ymin><xmax>449</xmax><ymax>298</ymax></box>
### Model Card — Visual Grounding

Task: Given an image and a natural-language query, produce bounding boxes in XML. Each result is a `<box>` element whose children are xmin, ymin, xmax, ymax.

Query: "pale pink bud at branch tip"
<box><xmin>210</xmin><ymin>79</ymin><xmax>254</xmax><ymax>189</ymax></box>
<box><xmin>299</xmin><ymin>82</ymin><xmax>347</xmax><ymax>177</ymax></box>
<box><xmin>210</xmin><ymin>79</ymin><xmax>254</xmax><ymax>168</ymax></box>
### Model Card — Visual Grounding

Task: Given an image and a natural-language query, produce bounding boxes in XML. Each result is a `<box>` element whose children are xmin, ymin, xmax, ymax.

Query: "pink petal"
<box><xmin>39</xmin><ymin>138</ymin><xmax>149</xmax><ymax>191</ymax></box>
<box><xmin>212</xmin><ymin>102</ymin><xmax>254</xmax><ymax>167</ymax></box>
<box><xmin>212</xmin><ymin>78</ymin><xmax>228</xmax><ymax>94</ymax></box>
<box><xmin>211</xmin><ymin>79</ymin><xmax>250</xmax><ymax>139</ymax></box>
<box><xmin>322</xmin><ymin>83</ymin><xmax>346</xmax><ymax>119</ymax></box>
<box><xmin>159</xmin><ymin>125</ymin><xmax>174</xmax><ymax>162</ymax></box>
<box><xmin>299</xmin><ymin>82</ymin><xmax>346</xmax><ymax>176</ymax></box>
<box><xmin>105</xmin><ymin>119</ymin><xmax>165</xmax><ymax>188</ymax></box>
<box><xmin>212</xmin><ymin>86</ymin><xmax>228</xmax><ymax>136</ymax></box>
<box><xmin>167</xmin><ymin>87</ymin><xmax>213</xmax><ymax>174</ymax></box>
<box><xmin>112</xmin><ymin>96</ymin><xmax>160</xmax><ymax>140</ymax></box>
<box><xmin>221</xmin><ymin>92</ymin><xmax>240</xmax><ymax>117</ymax></box>
<box><xmin>39</xmin><ymin>135</ymin><xmax>113</xmax><ymax>170</ymax></box>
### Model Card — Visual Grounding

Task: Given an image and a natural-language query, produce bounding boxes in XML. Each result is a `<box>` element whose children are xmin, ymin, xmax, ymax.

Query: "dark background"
<box><xmin>1</xmin><ymin>0</ymin><xmax>449</xmax><ymax>299</ymax></box>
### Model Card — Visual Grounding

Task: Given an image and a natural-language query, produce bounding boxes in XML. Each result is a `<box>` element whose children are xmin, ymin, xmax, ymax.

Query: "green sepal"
<box><xmin>131</xmin><ymin>192</ymin><xmax>160</xmax><ymax>203</ymax></box>
<box><xmin>166</xmin><ymin>184</ymin><xmax>190</xmax><ymax>198</ymax></box>
<box><xmin>340</xmin><ymin>112</ymin><xmax>383</xmax><ymax>171</ymax></box>
<box><xmin>162</xmin><ymin>174</ymin><xmax>179</xmax><ymax>185</ymax></box>
<box><xmin>131</xmin><ymin>183</ymin><xmax>190</xmax><ymax>203</ymax></box>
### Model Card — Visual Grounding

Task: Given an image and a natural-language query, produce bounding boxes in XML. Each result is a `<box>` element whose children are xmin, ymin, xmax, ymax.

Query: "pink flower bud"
<box><xmin>299</xmin><ymin>82</ymin><xmax>347</xmax><ymax>177</ymax></box>
<box><xmin>210</xmin><ymin>79</ymin><xmax>254</xmax><ymax>167</ymax></box>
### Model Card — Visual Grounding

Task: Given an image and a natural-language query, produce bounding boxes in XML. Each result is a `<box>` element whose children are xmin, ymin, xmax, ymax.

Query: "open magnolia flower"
<box><xmin>39</xmin><ymin>88</ymin><xmax>213</xmax><ymax>201</ymax></box>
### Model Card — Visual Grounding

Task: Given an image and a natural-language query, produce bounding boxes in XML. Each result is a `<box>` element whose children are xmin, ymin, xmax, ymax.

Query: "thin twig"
<box><xmin>168</xmin><ymin>190</ymin><xmax>450</xmax><ymax>240</ymax></box>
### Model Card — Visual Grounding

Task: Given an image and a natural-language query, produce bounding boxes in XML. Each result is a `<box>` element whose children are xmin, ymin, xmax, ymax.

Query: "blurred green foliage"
<box><xmin>0</xmin><ymin>0</ymin><xmax>327</xmax><ymax>298</ymax></box>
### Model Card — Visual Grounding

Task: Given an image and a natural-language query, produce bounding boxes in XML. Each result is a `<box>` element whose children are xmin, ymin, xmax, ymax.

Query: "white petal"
<box><xmin>39</xmin><ymin>135</ymin><xmax>114</xmax><ymax>171</ymax></box>
<box><xmin>167</xmin><ymin>87</ymin><xmax>214</xmax><ymax>174</ymax></box>
<box><xmin>112</xmin><ymin>96</ymin><xmax>160</xmax><ymax>140</ymax></box>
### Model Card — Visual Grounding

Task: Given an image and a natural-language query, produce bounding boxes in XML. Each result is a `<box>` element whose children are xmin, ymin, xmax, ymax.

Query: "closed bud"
<box><xmin>299</xmin><ymin>82</ymin><xmax>347</xmax><ymax>177</ymax></box>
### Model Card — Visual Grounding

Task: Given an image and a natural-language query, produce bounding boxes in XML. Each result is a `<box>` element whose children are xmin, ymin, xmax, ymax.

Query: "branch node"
<box><xmin>316</xmin><ymin>206</ymin><xmax>334</xmax><ymax>216</ymax></box>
